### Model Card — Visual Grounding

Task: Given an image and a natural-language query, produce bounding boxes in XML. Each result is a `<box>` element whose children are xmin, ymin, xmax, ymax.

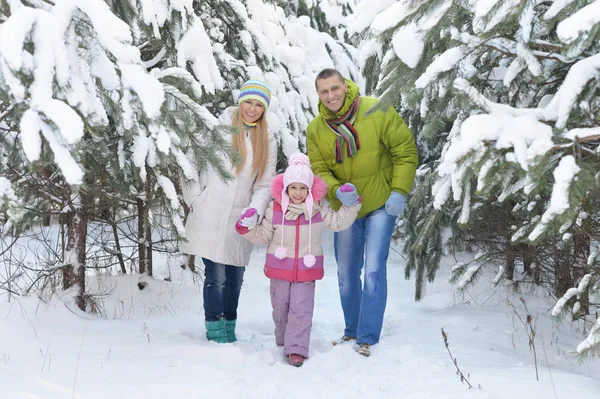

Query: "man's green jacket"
<box><xmin>306</xmin><ymin>79</ymin><xmax>418</xmax><ymax>219</ymax></box>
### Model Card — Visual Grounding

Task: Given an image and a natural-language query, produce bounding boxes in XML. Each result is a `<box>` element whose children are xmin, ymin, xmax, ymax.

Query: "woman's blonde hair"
<box><xmin>231</xmin><ymin>108</ymin><xmax>270</xmax><ymax>180</ymax></box>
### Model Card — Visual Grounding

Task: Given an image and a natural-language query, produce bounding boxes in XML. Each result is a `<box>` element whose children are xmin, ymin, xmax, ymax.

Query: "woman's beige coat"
<box><xmin>180</xmin><ymin>107</ymin><xmax>277</xmax><ymax>266</ymax></box>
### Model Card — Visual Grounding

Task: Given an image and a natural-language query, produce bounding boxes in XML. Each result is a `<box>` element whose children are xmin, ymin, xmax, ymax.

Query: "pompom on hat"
<box><xmin>238</xmin><ymin>80</ymin><xmax>271</xmax><ymax>111</ymax></box>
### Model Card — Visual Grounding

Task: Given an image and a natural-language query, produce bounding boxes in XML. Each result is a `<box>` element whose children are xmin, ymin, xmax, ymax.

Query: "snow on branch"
<box><xmin>564</xmin><ymin>127</ymin><xmax>600</xmax><ymax>141</ymax></box>
<box><xmin>156</xmin><ymin>175</ymin><xmax>180</xmax><ymax>211</ymax></box>
<box><xmin>0</xmin><ymin>176</ymin><xmax>22</xmax><ymax>231</ymax></box>
<box><xmin>415</xmin><ymin>47</ymin><xmax>466</xmax><ymax>88</ymax></box>
<box><xmin>544</xmin><ymin>0</ymin><xmax>578</xmax><ymax>20</ymax></box>
<box><xmin>162</xmin><ymin>84</ymin><xmax>218</xmax><ymax>129</ymax></box>
<box><xmin>432</xmin><ymin>99</ymin><xmax>556</xmax><ymax>209</ymax></box>
<box><xmin>454</xmin><ymin>78</ymin><xmax>546</xmax><ymax>119</ymax></box>
<box><xmin>345</xmin><ymin>0</ymin><xmax>404</xmax><ymax>35</ymax></box>
<box><xmin>389</xmin><ymin>1</ymin><xmax>452</xmax><ymax>68</ymax></box>
<box><xmin>552</xmin><ymin>286</ymin><xmax>582</xmax><ymax>317</ymax></box>
<box><xmin>542</xmin><ymin>53</ymin><xmax>600</xmax><ymax>128</ymax></box>
<box><xmin>556</xmin><ymin>1</ymin><xmax>600</xmax><ymax>44</ymax></box>
<box><xmin>528</xmin><ymin>156</ymin><xmax>580</xmax><ymax>242</ymax></box>
<box><xmin>177</xmin><ymin>16</ymin><xmax>224</xmax><ymax>94</ymax></box>
<box><xmin>578</xmin><ymin>319</ymin><xmax>600</xmax><ymax>356</ymax></box>
<box><xmin>0</xmin><ymin>0</ymin><xmax>172</xmax><ymax>185</ymax></box>
<box><xmin>473</xmin><ymin>0</ymin><xmax>521</xmax><ymax>34</ymax></box>
<box><xmin>140</xmin><ymin>0</ymin><xmax>195</xmax><ymax>38</ymax></box>
<box><xmin>369</xmin><ymin>0</ymin><xmax>417</xmax><ymax>34</ymax></box>
<box><xmin>152</xmin><ymin>67</ymin><xmax>204</xmax><ymax>98</ymax></box>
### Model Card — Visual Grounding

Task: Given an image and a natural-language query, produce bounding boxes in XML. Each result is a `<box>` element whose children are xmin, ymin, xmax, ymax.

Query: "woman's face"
<box><xmin>287</xmin><ymin>183</ymin><xmax>309</xmax><ymax>205</ymax></box>
<box><xmin>240</xmin><ymin>99</ymin><xmax>265</xmax><ymax>123</ymax></box>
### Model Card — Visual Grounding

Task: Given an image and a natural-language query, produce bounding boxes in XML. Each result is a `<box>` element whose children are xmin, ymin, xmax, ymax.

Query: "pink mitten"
<box><xmin>340</xmin><ymin>183</ymin><xmax>355</xmax><ymax>192</ymax></box>
<box><xmin>241</xmin><ymin>208</ymin><xmax>257</xmax><ymax>219</ymax></box>
<box><xmin>239</xmin><ymin>207</ymin><xmax>259</xmax><ymax>229</ymax></box>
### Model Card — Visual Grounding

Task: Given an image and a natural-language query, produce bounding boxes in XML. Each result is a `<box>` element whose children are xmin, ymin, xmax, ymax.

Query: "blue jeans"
<box><xmin>334</xmin><ymin>206</ymin><xmax>397</xmax><ymax>345</ymax></box>
<box><xmin>202</xmin><ymin>258</ymin><xmax>246</xmax><ymax>322</ymax></box>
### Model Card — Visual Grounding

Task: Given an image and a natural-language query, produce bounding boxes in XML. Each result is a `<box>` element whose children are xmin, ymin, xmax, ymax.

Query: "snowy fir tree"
<box><xmin>349</xmin><ymin>0</ymin><xmax>600</xmax><ymax>356</ymax></box>
<box><xmin>0</xmin><ymin>0</ymin><xmax>363</xmax><ymax>309</ymax></box>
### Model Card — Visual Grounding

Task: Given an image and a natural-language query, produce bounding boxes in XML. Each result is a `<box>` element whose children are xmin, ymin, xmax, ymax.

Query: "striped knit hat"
<box><xmin>238</xmin><ymin>80</ymin><xmax>271</xmax><ymax>111</ymax></box>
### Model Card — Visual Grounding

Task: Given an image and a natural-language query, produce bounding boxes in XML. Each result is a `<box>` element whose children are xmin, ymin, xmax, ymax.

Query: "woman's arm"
<box><xmin>248</xmin><ymin>135</ymin><xmax>277</xmax><ymax>219</ymax></box>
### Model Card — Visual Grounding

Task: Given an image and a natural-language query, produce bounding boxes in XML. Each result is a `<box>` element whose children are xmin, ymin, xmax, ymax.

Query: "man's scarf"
<box><xmin>325</xmin><ymin>96</ymin><xmax>360</xmax><ymax>163</ymax></box>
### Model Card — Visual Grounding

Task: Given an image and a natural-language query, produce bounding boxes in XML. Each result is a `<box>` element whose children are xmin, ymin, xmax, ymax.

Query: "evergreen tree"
<box><xmin>350</xmin><ymin>0</ymin><xmax>599</xmax><ymax>355</ymax></box>
<box><xmin>0</xmin><ymin>0</ymin><xmax>233</xmax><ymax>308</ymax></box>
<box><xmin>0</xmin><ymin>0</ymin><xmax>365</xmax><ymax>306</ymax></box>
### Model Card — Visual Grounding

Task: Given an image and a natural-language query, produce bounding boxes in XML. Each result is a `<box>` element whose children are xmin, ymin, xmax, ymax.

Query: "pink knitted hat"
<box><xmin>280</xmin><ymin>153</ymin><xmax>315</xmax><ymax>216</ymax></box>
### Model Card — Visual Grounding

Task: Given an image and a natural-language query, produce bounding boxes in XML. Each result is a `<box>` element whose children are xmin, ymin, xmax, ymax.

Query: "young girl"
<box><xmin>181</xmin><ymin>80</ymin><xmax>277</xmax><ymax>343</ymax></box>
<box><xmin>235</xmin><ymin>153</ymin><xmax>360</xmax><ymax>366</ymax></box>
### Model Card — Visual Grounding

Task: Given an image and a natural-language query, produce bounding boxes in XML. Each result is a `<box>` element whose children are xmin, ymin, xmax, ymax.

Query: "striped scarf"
<box><xmin>325</xmin><ymin>97</ymin><xmax>361</xmax><ymax>163</ymax></box>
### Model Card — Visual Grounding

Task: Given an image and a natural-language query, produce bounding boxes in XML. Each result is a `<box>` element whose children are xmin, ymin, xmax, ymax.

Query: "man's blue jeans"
<box><xmin>334</xmin><ymin>206</ymin><xmax>397</xmax><ymax>345</ymax></box>
<box><xmin>202</xmin><ymin>258</ymin><xmax>245</xmax><ymax>322</ymax></box>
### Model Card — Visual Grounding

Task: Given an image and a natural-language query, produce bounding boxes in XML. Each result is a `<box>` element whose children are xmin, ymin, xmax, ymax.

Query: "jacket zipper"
<box><xmin>293</xmin><ymin>218</ymin><xmax>300</xmax><ymax>282</ymax></box>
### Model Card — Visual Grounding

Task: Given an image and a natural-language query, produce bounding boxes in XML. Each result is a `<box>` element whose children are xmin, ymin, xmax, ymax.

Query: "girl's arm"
<box><xmin>236</xmin><ymin>202</ymin><xmax>276</xmax><ymax>245</ymax></box>
<box><xmin>321</xmin><ymin>201</ymin><xmax>361</xmax><ymax>232</ymax></box>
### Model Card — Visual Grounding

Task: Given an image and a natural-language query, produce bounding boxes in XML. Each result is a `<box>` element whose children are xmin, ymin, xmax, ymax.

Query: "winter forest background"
<box><xmin>1</xmin><ymin>0</ymin><xmax>600</xmax><ymax>389</ymax></box>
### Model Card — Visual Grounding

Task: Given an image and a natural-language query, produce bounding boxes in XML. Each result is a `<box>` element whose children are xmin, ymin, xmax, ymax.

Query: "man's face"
<box><xmin>316</xmin><ymin>76</ymin><xmax>347</xmax><ymax>113</ymax></box>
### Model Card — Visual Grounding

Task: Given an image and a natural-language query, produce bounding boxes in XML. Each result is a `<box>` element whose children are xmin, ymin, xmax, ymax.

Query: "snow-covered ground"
<box><xmin>1</xmin><ymin>233</ymin><xmax>599</xmax><ymax>399</ymax></box>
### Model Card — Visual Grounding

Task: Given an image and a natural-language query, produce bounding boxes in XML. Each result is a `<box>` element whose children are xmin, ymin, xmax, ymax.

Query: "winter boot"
<box><xmin>224</xmin><ymin>319</ymin><xmax>237</xmax><ymax>343</ymax></box>
<box><xmin>288</xmin><ymin>354</ymin><xmax>304</xmax><ymax>367</ymax></box>
<box><xmin>332</xmin><ymin>335</ymin><xmax>356</xmax><ymax>346</ymax></box>
<box><xmin>205</xmin><ymin>319</ymin><xmax>228</xmax><ymax>343</ymax></box>
<box><xmin>356</xmin><ymin>343</ymin><xmax>371</xmax><ymax>357</ymax></box>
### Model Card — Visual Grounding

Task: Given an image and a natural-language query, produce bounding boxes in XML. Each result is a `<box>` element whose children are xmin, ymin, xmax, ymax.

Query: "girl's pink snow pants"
<box><xmin>269</xmin><ymin>279</ymin><xmax>316</xmax><ymax>358</ymax></box>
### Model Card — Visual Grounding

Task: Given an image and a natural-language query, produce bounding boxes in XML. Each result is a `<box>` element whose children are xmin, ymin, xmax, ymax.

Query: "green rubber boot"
<box><xmin>205</xmin><ymin>319</ymin><xmax>228</xmax><ymax>343</ymax></box>
<box><xmin>224</xmin><ymin>319</ymin><xmax>237</xmax><ymax>343</ymax></box>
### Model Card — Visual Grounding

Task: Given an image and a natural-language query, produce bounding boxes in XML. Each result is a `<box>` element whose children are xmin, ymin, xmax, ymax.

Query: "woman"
<box><xmin>181</xmin><ymin>80</ymin><xmax>277</xmax><ymax>343</ymax></box>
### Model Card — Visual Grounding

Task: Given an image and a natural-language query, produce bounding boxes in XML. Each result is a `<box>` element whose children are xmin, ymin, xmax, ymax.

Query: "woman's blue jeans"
<box><xmin>202</xmin><ymin>258</ymin><xmax>246</xmax><ymax>322</ymax></box>
<box><xmin>334</xmin><ymin>206</ymin><xmax>397</xmax><ymax>345</ymax></box>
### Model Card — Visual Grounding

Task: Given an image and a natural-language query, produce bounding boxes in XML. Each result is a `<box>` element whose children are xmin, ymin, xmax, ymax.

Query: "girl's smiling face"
<box><xmin>287</xmin><ymin>182</ymin><xmax>309</xmax><ymax>204</ymax></box>
<box><xmin>239</xmin><ymin>99</ymin><xmax>265</xmax><ymax>123</ymax></box>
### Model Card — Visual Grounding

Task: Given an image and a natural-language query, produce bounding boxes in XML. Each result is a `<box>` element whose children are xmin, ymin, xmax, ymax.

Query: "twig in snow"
<box><xmin>441</xmin><ymin>328</ymin><xmax>474</xmax><ymax>389</ymax></box>
<box><xmin>509</xmin><ymin>297</ymin><xmax>539</xmax><ymax>381</ymax></box>
<box><xmin>40</xmin><ymin>339</ymin><xmax>51</xmax><ymax>372</ymax></box>
<box><xmin>71</xmin><ymin>324</ymin><xmax>87</xmax><ymax>399</ymax></box>
<box><xmin>541</xmin><ymin>336</ymin><xmax>558</xmax><ymax>399</ymax></box>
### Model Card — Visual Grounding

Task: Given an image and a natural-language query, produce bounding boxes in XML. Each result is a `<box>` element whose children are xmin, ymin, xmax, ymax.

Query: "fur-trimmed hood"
<box><xmin>270</xmin><ymin>173</ymin><xmax>328</xmax><ymax>205</ymax></box>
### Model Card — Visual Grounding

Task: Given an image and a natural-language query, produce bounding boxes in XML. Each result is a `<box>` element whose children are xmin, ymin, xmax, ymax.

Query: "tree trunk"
<box><xmin>144</xmin><ymin>166</ymin><xmax>153</xmax><ymax>276</ymax></box>
<box><xmin>523</xmin><ymin>253</ymin><xmax>534</xmax><ymax>277</ymax></box>
<box><xmin>137</xmin><ymin>167</ymin><xmax>153</xmax><ymax>276</ymax></box>
<box><xmin>554</xmin><ymin>244</ymin><xmax>573</xmax><ymax>298</ymax></box>
<box><xmin>505</xmin><ymin>240</ymin><xmax>515</xmax><ymax>281</ymax></box>
<box><xmin>187</xmin><ymin>255</ymin><xmax>196</xmax><ymax>273</ymax></box>
<box><xmin>137</xmin><ymin>196</ymin><xmax>146</xmax><ymax>274</ymax></box>
<box><xmin>110</xmin><ymin>211</ymin><xmax>127</xmax><ymax>275</ymax></box>
<box><xmin>182</xmin><ymin>201</ymin><xmax>195</xmax><ymax>273</ymax></box>
<box><xmin>145</xmin><ymin>214</ymin><xmax>153</xmax><ymax>277</ymax></box>
<box><xmin>62</xmin><ymin>212</ymin><xmax>74</xmax><ymax>290</ymax></box>
<box><xmin>65</xmin><ymin>192</ymin><xmax>88</xmax><ymax>311</ymax></box>
<box><xmin>573</xmin><ymin>233</ymin><xmax>591</xmax><ymax>315</ymax></box>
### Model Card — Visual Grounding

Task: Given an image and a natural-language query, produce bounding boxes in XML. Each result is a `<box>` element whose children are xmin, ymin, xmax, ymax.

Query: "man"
<box><xmin>306</xmin><ymin>68</ymin><xmax>418</xmax><ymax>357</ymax></box>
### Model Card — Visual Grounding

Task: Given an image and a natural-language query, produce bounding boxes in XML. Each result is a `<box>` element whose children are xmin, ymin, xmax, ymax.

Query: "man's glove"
<box><xmin>336</xmin><ymin>183</ymin><xmax>359</xmax><ymax>206</ymax></box>
<box><xmin>239</xmin><ymin>207</ymin><xmax>258</xmax><ymax>229</ymax></box>
<box><xmin>384</xmin><ymin>192</ymin><xmax>405</xmax><ymax>217</ymax></box>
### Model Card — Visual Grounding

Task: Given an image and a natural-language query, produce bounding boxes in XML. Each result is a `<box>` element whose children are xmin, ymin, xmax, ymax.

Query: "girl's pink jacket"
<box><xmin>236</xmin><ymin>174</ymin><xmax>360</xmax><ymax>282</ymax></box>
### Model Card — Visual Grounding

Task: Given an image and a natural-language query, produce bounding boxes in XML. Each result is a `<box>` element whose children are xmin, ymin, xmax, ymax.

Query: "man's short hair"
<box><xmin>315</xmin><ymin>68</ymin><xmax>345</xmax><ymax>89</ymax></box>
